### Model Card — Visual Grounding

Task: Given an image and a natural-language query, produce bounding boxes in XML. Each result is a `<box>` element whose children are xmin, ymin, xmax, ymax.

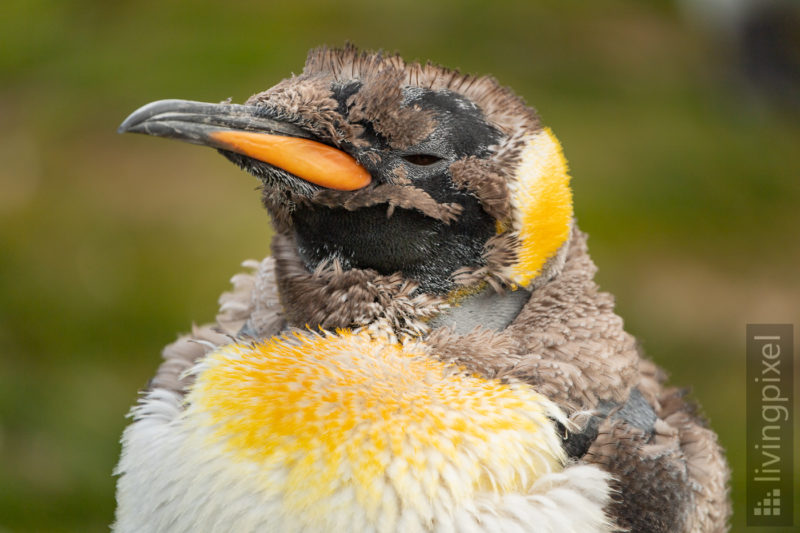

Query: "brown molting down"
<box><xmin>312</xmin><ymin>183</ymin><xmax>463</xmax><ymax>224</ymax></box>
<box><xmin>449</xmin><ymin>156</ymin><xmax>512</xmax><ymax>222</ymax></box>
<box><xmin>425</xmin><ymin>326</ymin><xmax>521</xmax><ymax>380</ymax></box>
<box><xmin>586</xmin><ymin>419</ymin><xmax>693</xmax><ymax>533</ymax></box>
<box><xmin>260</xmin><ymin>168</ymin><xmax>464</xmax><ymax>235</ymax></box>
<box><xmin>390</xmin><ymin>164</ymin><xmax>410</xmax><ymax>184</ymax></box>
<box><xmin>657</xmin><ymin>390</ymin><xmax>731</xmax><ymax>532</ymax></box>
<box><xmin>260</xmin><ymin>185</ymin><xmax>308</xmax><ymax>235</ymax></box>
<box><xmin>346</xmin><ymin>66</ymin><xmax>436</xmax><ymax>149</ymax></box>
<box><xmin>246</xmin><ymin>44</ymin><xmax>542</xmax><ymax>153</ymax></box>
<box><xmin>586</xmin><ymin>388</ymin><xmax>731</xmax><ymax>532</ymax></box>
<box><xmin>453</xmin><ymin>232</ymin><xmax>520</xmax><ymax>291</ymax></box>
<box><xmin>426</xmin><ymin>226</ymin><xmax>638</xmax><ymax>413</ymax></box>
<box><xmin>635</xmin><ymin>357</ymin><xmax>670</xmax><ymax>409</ymax></box>
<box><xmin>215</xmin><ymin>258</ymin><xmax>263</xmax><ymax>335</ymax></box>
<box><xmin>231</xmin><ymin>257</ymin><xmax>288</xmax><ymax>339</ymax></box>
<box><xmin>245</xmin><ymin>74</ymin><xmax>359</xmax><ymax>148</ymax></box>
<box><xmin>271</xmin><ymin>232</ymin><xmax>446</xmax><ymax>335</ymax></box>
<box><xmin>492</xmin><ymin>129</ymin><xmax>531</xmax><ymax>178</ymax></box>
<box><xmin>302</xmin><ymin>44</ymin><xmax>542</xmax><ymax>137</ymax></box>
<box><xmin>501</xmin><ymin>227</ymin><xmax>639</xmax><ymax>409</ymax></box>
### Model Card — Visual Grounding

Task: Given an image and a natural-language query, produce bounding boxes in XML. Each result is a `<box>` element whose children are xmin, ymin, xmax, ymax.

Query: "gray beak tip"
<box><xmin>117</xmin><ymin>98</ymin><xmax>313</xmax><ymax>143</ymax></box>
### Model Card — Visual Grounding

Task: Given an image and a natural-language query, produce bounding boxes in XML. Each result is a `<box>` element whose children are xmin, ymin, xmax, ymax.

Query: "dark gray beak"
<box><xmin>118</xmin><ymin>99</ymin><xmax>371</xmax><ymax>191</ymax></box>
<box><xmin>118</xmin><ymin>99</ymin><xmax>313</xmax><ymax>144</ymax></box>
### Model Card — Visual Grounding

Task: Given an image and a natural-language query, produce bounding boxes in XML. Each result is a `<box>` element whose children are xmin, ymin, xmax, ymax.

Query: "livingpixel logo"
<box><xmin>746</xmin><ymin>324</ymin><xmax>794</xmax><ymax>527</ymax></box>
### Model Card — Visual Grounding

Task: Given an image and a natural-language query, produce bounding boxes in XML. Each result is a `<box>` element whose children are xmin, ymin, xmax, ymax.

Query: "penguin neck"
<box><xmin>289</xmin><ymin>200</ymin><xmax>495</xmax><ymax>295</ymax></box>
<box><xmin>270</xmin><ymin>230</ymin><xmax>568</xmax><ymax>339</ymax></box>
<box><xmin>271</xmin><ymin>231</ymin><xmax>448</xmax><ymax>336</ymax></box>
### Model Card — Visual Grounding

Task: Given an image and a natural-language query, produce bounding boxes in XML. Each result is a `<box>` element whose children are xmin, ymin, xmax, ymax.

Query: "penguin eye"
<box><xmin>402</xmin><ymin>154</ymin><xmax>442</xmax><ymax>166</ymax></box>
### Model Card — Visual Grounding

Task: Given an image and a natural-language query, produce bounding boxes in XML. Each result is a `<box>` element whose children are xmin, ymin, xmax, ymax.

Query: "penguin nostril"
<box><xmin>402</xmin><ymin>154</ymin><xmax>442</xmax><ymax>166</ymax></box>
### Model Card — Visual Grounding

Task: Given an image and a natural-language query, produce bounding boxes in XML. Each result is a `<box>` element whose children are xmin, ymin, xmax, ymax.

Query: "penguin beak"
<box><xmin>119</xmin><ymin>99</ymin><xmax>371</xmax><ymax>191</ymax></box>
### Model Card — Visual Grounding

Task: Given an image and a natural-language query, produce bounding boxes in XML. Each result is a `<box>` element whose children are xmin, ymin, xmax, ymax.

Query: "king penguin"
<box><xmin>114</xmin><ymin>45</ymin><xmax>731</xmax><ymax>532</ymax></box>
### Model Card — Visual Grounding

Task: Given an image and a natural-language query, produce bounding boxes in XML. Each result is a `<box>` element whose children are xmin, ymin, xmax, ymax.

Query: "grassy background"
<box><xmin>1</xmin><ymin>0</ymin><xmax>798</xmax><ymax>531</ymax></box>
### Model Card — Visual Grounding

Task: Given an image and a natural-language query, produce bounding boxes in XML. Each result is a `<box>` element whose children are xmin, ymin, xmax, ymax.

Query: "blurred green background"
<box><xmin>1</xmin><ymin>0</ymin><xmax>798</xmax><ymax>531</ymax></box>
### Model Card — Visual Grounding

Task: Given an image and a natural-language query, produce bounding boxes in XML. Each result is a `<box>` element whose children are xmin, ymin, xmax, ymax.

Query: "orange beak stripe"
<box><xmin>210</xmin><ymin>130</ymin><xmax>372</xmax><ymax>191</ymax></box>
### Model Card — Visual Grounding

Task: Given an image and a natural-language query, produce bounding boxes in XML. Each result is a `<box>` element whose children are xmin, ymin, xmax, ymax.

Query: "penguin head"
<box><xmin>120</xmin><ymin>46</ymin><xmax>573</xmax><ymax>294</ymax></box>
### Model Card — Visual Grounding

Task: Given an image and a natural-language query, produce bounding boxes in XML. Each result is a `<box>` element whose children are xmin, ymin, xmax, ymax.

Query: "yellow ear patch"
<box><xmin>506</xmin><ymin>128</ymin><xmax>573</xmax><ymax>287</ymax></box>
<box><xmin>187</xmin><ymin>331</ymin><xmax>566</xmax><ymax>526</ymax></box>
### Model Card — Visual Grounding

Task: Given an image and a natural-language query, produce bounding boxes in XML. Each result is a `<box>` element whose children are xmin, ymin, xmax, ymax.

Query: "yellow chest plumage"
<box><xmin>183</xmin><ymin>330</ymin><xmax>565</xmax><ymax>528</ymax></box>
<box><xmin>115</xmin><ymin>328</ymin><xmax>613</xmax><ymax>532</ymax></box>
